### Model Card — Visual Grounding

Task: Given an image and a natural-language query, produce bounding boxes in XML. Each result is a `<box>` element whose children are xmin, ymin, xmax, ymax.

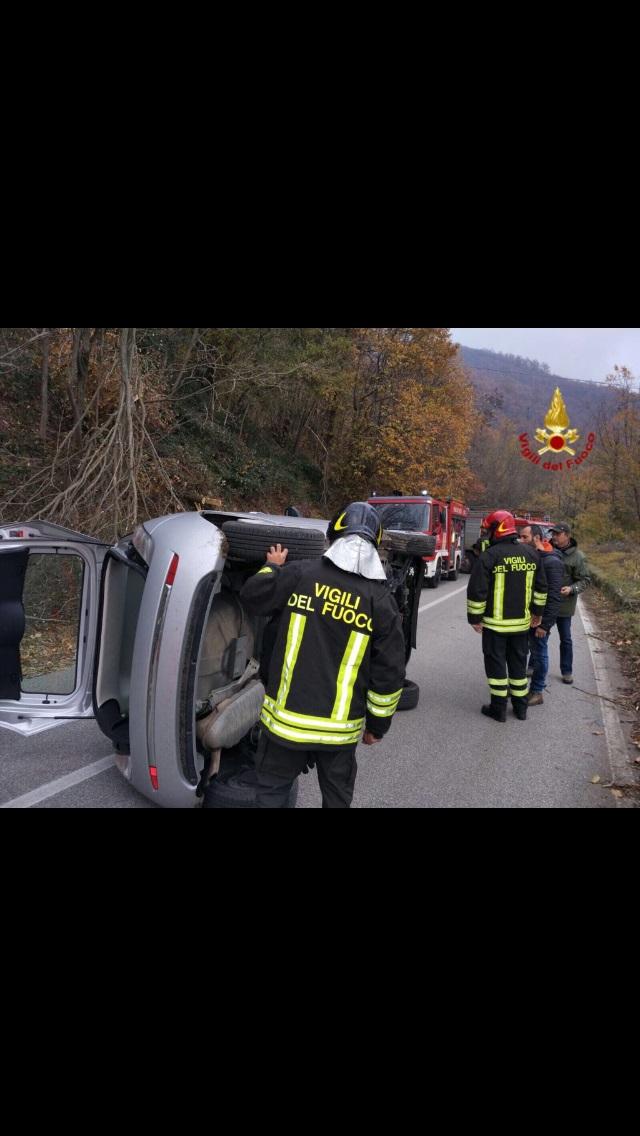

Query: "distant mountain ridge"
<box><xmin>459</xmin><ymin>345</ymin><xmax>612</xmax><ymax>431</ymax></box>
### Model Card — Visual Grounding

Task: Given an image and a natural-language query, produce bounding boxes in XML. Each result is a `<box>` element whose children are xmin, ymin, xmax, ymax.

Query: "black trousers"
<box><xmin>482</xmin><ymin>630</ymin><xmax>529</xmax><ymax>705</ymax></box>
<box><xmin>255</xmin><ymin>732</ymin><xmax>358</xmax><ymax>809</ymax></box>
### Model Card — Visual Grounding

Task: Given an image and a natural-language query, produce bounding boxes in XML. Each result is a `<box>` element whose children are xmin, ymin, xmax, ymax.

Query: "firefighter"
<box><xmin>467</xmin><ymin>510</ymin><xmax>548</xmax><ymax>723</ymax></box>
<box><xmin>240</xmin><ymin>502</ymin><xmax>406</xmax><ymax>808</ymax></box>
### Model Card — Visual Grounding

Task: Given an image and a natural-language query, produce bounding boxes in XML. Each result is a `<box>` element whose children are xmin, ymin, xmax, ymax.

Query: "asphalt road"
<box><xmin>297</xmin><ymin>582</ymin><xmax>620</xmax><ymax>808</ymax></box>
<box><xmin>0</xmin><ymin>580</ymin><xmax>625</xmax><ymax>808</ymax></box>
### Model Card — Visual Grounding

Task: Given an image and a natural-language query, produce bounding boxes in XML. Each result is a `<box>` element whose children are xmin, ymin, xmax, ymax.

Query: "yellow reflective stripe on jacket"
<box><xmin>367</xmin><ymin>688</ymin><xmax>402</xmax><ymax>718</ymax></box>
<box><xmin>367</xmin><ymin>701</ymin><xmax>401</xmax><ymax>718</ymax></box>
<box><xmin>525</xmin><ymin>571</ymin><xmax>534</xmax><ymax>613</ymax></box>
<box><xmin>258</xmin><ymin>566</ymin><xmax>275</xmax><ymax>575</ymax></box>
<box><xmin>367</xmin><ymin>689</ymin><xmax>402</xmax><ymax>707</ymax></box>
<box><xmin>261</xmin><ymin>708</ymin><xmax>362</xmax><ymax>747</ymax></box>
<box><xmin>332</xmin><ymin>632</ymin><xmax>369</xmax><ymax>722</ymax></box>
<box><xmin>493</xmin><ymin>572</ymin><xmax>506</xmax><ymax>623</ymax></box>
<box><xmin>276</xmin><ymin>613</ymin><xmax>306</xmax><ymax>709</ymax></box>
<box><xmin>263</xmin><ymin>695</ymin><xmax>363</xmax><ymax>734</ymax></box>
<box><xmin>533</xmin><ymin>591</ymin><xmax>547</xmax><ymax>606</ymax></box>
<box><xmin>467</xmin><ymin>601</ymin><xmax>486</xmax><ymax>614</ymax></box>
<box><xmin>483</xmin><ymin>616</ymin><xmax>531</xmax><ymax>633</ymax></box>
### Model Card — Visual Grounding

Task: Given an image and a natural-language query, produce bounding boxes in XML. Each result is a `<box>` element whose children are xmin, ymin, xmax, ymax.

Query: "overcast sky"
<box><xmin>450</xmin><ymin>328</ymin><xmax>640</xmax><ymax>383</ymax></box>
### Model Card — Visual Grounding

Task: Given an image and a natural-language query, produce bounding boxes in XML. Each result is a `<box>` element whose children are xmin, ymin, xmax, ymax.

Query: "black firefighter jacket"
<box><xmin>467</xmin><ymin>537</ymin><xmax>548</xmax><ymax>634</ymax></box>
<box><xmin>241</xmin><ymin>557</ymin><xmax>406</xmax><ymax>751</ymax></box>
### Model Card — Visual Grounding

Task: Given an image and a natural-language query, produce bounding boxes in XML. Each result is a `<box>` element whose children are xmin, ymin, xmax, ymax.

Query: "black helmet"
<box><xmin>327</xmin><ymin>502</ymin><xmax>383</xmax><ymax>547</ymax></box>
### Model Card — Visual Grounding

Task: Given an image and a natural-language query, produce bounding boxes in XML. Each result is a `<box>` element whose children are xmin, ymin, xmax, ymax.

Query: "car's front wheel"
<box><xmin>426</xmin><ymin>563</ymin><xmax>442</xmax><ymax>589</ymax></box>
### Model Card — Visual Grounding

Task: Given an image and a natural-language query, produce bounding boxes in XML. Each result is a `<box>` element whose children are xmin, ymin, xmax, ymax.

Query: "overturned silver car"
<box><xmin>0</xmin><ymin>511</ymin><xmax>434</xmax><ymax>808</ymax></box>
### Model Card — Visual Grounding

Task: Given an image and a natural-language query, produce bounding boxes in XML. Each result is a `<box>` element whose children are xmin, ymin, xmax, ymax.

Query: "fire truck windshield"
<box><xmin>371</xmin><ymin>503</ymin><xmax>430</xmax><ymax>532</ymax></box>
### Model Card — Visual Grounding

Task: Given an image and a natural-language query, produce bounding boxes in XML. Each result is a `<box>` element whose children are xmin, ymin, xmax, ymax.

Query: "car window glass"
<box><xmin>371</xmin><ymin>504</ymin><xmax>429</xmax><ymax>531</ymax></box>
<box><xmin>21</xmin><ymin>553</ymin><xmax>84</xmax><ymax>695</ymax></box>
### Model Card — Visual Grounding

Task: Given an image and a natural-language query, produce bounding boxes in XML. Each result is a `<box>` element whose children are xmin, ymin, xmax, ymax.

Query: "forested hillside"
<box><xmin>1</xmin><ymin>329</ymin><xmax>638</xmax><ymax>545</ymax></box>
<box><xmin>0</xmin><ymin>328</ymin><xmax>474</xmax><ymax>539</ymax></box>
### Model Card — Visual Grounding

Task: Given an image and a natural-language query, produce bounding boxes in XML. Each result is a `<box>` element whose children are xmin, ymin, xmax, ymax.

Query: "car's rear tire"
<box><xmin>222</xmin><ymin>521</ymin><xmax>326</xmax><ymax>563</ymax></box>
<box><xmin>203</xmin><ymin>766</ymin><xmax>299</xmax><ymax>808</ymax></box>
<box><xmin>426</xmin><ymin>563</ymin><xmax>442</xmax><ymax>589</ymax></box>
<box><xmin>397</xmin><ymin>679</ymin><xmax>420</xmax><ymax>711</ymax></box>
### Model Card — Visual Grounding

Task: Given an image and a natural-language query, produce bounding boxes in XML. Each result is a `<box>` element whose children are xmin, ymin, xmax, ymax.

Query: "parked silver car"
<box><xmin>0</xmin><ymin>511</ymin><xmax>434</xmax><ymax>808</ymax></box>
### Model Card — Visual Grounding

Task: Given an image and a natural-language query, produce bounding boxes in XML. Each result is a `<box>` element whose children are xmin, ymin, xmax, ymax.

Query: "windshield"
<box><xmin>371</xmin><ymin>504</ymin><xmax>430</xmax><ymax>532</ymax></box>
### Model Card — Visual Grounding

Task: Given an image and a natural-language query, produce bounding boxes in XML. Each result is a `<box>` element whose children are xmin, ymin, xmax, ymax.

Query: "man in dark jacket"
<box><xmin>526</xmin><ymin>526</ymin><xmax>564</xmax><ymax>706</ymax></box>
<box><xmin>240</xmin><ymin>503</ymin><xmax>406</xmax><ymax>808</ymax></box>
<box><xmin>467</xmin><ymin>510</ymin><xmax>547</xmax><ymax>723</ymax></box>
<box><xmin>549</xmin><ymin>523</ymin><xmax>591</xmax><ymax>684</ymax></box>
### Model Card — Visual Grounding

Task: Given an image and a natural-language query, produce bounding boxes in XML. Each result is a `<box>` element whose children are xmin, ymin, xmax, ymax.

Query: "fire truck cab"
<box><xmin>368</xmin><ymin>493</ymin><xmax>469</xmax><ymax>588</ymax></box>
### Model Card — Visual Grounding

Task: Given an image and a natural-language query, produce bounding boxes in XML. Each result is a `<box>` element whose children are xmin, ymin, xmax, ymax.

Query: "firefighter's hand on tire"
<box><xmin>266</xmin><ymin>544</ymin><xmax>288</xmax><ymax>566</ymax></box>
<box><xmin>472</xmin><ymin>623</ymin><xmax>484</xmax><ymax>634</ymax></box>
<box><xmin>362</xmin><ymin>731</ymin><xmax>383</xmax><ymax>746</ymax></box>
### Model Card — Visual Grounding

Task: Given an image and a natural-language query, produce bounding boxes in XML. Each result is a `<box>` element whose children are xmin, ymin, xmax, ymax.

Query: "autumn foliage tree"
<box><xmin>0</xmin><ymin>327</ymin><xmax>478</xmax><ymax>536</ymax></box>
<box><xmin>331</xmin><ymin>328</ymin><xmax>476</xmax><ymax>500</ymax></box>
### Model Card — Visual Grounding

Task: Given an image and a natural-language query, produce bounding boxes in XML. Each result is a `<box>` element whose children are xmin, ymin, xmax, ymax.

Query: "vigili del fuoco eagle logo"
<box><xmin>519</xmin><ymin>388</ymin><xmax>596</xmax><ymax>472</ymax></box>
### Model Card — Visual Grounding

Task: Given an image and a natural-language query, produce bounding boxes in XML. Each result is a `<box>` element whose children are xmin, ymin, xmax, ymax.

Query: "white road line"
<box><xmin>579</xmin><ymin>599</ymin><xmax>634</xmax><ymax>800</ymax></box>
<box><xmin>419</xmin><ymin>584</ymin><xmax>468</xmax><ymax>614</ymax></box>
<box><xmin>1</xmin><ymin>755</ymin><xmax>116</xmax><ymax>809</ymax></box>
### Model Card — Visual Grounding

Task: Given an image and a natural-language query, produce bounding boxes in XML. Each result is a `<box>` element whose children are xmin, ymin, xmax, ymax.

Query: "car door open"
<box><xmin>0</xmin><ymin>523</ymin><xmax>107</xmax><ymax>736</ymax></box>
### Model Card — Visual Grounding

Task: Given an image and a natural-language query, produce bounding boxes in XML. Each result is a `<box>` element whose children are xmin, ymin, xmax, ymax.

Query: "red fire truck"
<box><xmin>461</xmin><ymin>506</ymin><xmax>556</xmax><ymax>572</ymax></box>
<box><xmin>368</xmin><ymin>493</ymin><xmax>469</xmax><ymax>587</ymax></box>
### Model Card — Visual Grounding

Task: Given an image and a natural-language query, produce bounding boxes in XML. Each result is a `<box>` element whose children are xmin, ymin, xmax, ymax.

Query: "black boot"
<box><xmin>482</xmin><ymin>703</ymin><xmax>507</xmax><ymax>723</ymax></box>
<box><xmin>512</xmin><ymin>699</ymin><xmax>528</xmax><ymax>721</ymax></box>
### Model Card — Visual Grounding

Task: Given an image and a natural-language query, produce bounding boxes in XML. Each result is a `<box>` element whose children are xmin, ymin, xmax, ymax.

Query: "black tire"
<box><xmin>426</xmin><ymin>563</ymin><xmax>442</xmax><ymax>589</ymax></box>
<box><xmin>397</xmin><ymin>679</ymin><xmax>420</xmax><ymax>711</ymax></box>
<box><xmin>222</xmin><ymin>521</ymin><xmax>326</xmax><ymax>564</ymax></box>
<box><xmin>203</xmin><ymin>766</ymin><xmax>299</xmax><ymax>809</ymax></box>
<box><xmin>382</xmin><ymin>531</ymin><xmax>437</xmax><ymax>557</ymax></box>
<box><xmin>448</xmin><ymin>558</ymin><xmax>459</xmax><ymax>582</ymax></box>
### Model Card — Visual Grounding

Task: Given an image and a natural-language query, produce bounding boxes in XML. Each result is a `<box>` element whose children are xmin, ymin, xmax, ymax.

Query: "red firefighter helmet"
<box><xmin>481</xmin><ymin>509</ymin><xmax>518</xmax><ymax>540</ymax></box>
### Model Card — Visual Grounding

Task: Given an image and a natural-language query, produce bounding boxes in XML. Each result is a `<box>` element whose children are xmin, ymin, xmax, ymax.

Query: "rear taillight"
<box><xmin>149</xmin><ymin>766</ymin><xmax>160</xmax><ymax>791</ymax></box>
<box><xmin>165</xmin><ymin>553</ymin><xmax>179</xmax><ymax>587</ymax></box>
